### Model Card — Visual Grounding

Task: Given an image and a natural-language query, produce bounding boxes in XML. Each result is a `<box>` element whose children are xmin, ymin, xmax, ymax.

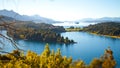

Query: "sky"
<box><xmin>0</xmin><ymin>0</ymin><xmax>120</xmax><ymax>21</ymax></box>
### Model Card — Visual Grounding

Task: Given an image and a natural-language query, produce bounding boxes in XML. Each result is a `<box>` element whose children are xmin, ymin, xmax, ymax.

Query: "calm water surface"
<box><xmin>1</xmin><ymin>31</ymin><xmax>120</xmax><ymax>68</ymax></box>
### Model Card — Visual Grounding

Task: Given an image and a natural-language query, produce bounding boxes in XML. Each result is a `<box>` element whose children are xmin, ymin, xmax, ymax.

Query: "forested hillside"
<box><xmin>13</xmin><ymin>22</ymin><xmax>66</xmax><ymax>33</ymax></box>
<box><xmin>83</xmin><ymin>22</ymin><xmax>120</xmax><ymax>37</ymax></box>
<box><xmin>0</xmin><ymin>15</ymin><xmax>65</xmax><ymax>33</ymax></box>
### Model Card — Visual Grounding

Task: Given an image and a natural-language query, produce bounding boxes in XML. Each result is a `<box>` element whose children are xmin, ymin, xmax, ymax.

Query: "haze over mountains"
<box><xmin>0</xmin><ymin>9</ymin><xmax>120</xmax><ymax>24</ymax></box>
<box><xmin>0</xmin><ymin>9</ymin><xmax>55</xmax><ymax>24</ymax></box>
<box><xmin>78</xmin><ymin>17</ymin><xmax>120</xmax><ymax>23</ymax></box>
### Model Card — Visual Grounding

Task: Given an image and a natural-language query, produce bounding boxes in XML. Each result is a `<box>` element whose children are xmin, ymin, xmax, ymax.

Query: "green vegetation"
<box><xmin>0</xmin><ymin>44</ymin><xmax>116</xmax><ymax>68</ymax></box>
<box><xmin>7</xmin><ymin>22</ymin><xmax>75</xmax><ymax>44</ymax></box>
<box><xmin>65</xmin><ymin>26</ymin><xmax>83</xmax><ymax>32</ymax></box>
<box><xmin>83</xmin><ymin>22</ymin><xmax>120</xmax><ymax>38</ymax></box>
<box><xmin>7</xmin><ymin>29</ymin><xmax>74</xmax><ymax>44</ymax></box>
<box><xmin>13</xmin><ymin>22</ymin><xmax>66</xmax><ymax>33</ymax></box>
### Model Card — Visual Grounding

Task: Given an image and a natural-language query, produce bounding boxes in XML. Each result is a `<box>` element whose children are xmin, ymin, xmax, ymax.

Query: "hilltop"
<box><xmin>83</xmin><ymin>22</ymin><xmax>120</xmax><ymax>38</ymax></box>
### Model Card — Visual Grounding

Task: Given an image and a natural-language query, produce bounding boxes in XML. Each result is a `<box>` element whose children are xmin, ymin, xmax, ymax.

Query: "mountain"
<box><xmin>30</xmin><ymin>15</ymin><xmax>55</xmax><ymax>23</ymax></box>
<box><xmin>0</xmin><ymin>9</ymin><xmax>55</xmax><ymax>24</ymax></box>
<box><xmin>78</xmin><ymin>17</ymin><xmax>120</xmax><ymax>23</ymax></box>
<box><xmin>0</xmin><ymin>15</ymin><xmax>16</xmax><ymax>23</ymax></box>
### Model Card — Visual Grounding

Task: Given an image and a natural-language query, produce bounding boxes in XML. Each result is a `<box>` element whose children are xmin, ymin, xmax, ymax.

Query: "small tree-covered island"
<box><xmin>7</xmin><ymin>22</ymin><xmax>75</xmax><ymax>44</ymax></box>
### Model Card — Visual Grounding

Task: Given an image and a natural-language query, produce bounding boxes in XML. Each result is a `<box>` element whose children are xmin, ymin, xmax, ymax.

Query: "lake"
<box><xmin>1</xmin><ymin>31</ymin><xmax>120</xmax><ymax>68</ymax></box>
<box><xmin>53</xmin><ymin>22</ymin><xmax>96</xmax><ymax>28</ymax></box>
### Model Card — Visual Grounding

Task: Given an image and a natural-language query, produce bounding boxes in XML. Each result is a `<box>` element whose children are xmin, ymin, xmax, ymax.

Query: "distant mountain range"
<box><xmin>0</xmin><ymin>9</ymin><xmax>120</xmax><ymax>24</ymax></box>
<box><xmin>78</xmin><ymin>17</ymin><xmax>120</xmax><ymax>23</ymax></box>
<box><xmin>0</xmin><ymin>9</ymin><xmax>55</xmax><ymax>24</ymax></box>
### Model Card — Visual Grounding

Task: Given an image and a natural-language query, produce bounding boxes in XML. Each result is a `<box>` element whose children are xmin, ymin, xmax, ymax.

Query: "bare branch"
<box><xmin>0</xmin><ymin>33</ymin><xmax>19</xmax><ymax>50</ymax></box>
<box><xmin>0</xmin><ymin>16</ymin><xmax>23</xmax><ymax>52</ymax></box>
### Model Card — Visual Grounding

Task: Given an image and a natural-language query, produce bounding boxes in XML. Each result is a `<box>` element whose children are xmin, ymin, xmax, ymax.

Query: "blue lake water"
<box><xmin>1</xmin><ymin>31</ymin><xmax>120</xmax><ymax>68</ymax></box>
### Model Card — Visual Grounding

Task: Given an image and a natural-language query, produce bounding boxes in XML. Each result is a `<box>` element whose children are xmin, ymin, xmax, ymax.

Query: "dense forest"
<box><xmin>83</xmin><ymin>22</ymin><xmax>120</xmax><ymax>37</ymax></box>
<box><xmin>13</xmin><ymin>22</ymin><xmax>66</xmax><ymax>33</ymax></box>
<box><xmin>0</xmin><ymin>44</ymin><xmax>116</xmax><ymax>68</ymax></box>
<box><xmin>7</xmin><ymin>22</ymin><xmax>74</xmax><ymax>44</ymax></box>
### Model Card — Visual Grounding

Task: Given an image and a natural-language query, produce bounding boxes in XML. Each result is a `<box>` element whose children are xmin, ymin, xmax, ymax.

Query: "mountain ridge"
<box><xmin>0</xmin><ymin>9</ymin><xmax>55</xmax><ymax>24</ymax></box>
<box><xmin>77</xmin><ymin>17</ymin><xmax>120</xmax><ymax>23</ymax></box>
